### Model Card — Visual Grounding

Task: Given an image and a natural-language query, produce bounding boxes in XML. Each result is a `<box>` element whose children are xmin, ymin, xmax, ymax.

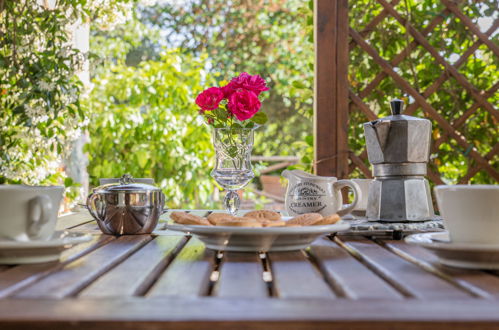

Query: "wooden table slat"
<box><xmin>70</xmin><ymin>220</ymin><xmax>101</xmax><ymax>233</ymax></box>
<box><xmin>382</xmin><ymin>239</ymin><xmax>499</xmax><ymax>299</ymax></box>
<box><xmin>308</xmin><ymin>237</ymin><xmax>404</xmax><ymax>299</ymax></box>
<box><xmin>4</xmin><ymin>209</ymin><xmax>499</xmax><ymax>329</ymax></box>
<box><xmin>268</xmin><ymin>250</ymin><xmax>336</xmax><ymax>299</ymax></box>
<box><xmin>79</xmin><ymin>235</ymin><xmax>187</xmax><ymax>297</ymax></box>
<box><xmin>55</xmin><ymin>211</ymin><xmax>94</xmax><ymax>230</ymax></box>
<box><xmin>0</xmin><ymin>266</ymin><xmax>11</xmax><ymax>272</ymax></box>
<box><xmin>338</xmin><ymin>237</ymin><xmax>475</xmax><ymax>299</ymax></box>
<box><xmin>0</xmin><ymin>235</ymin><xmax>114</xmax><ymax>298</ymax></box>
<box><xmin>2</xmin><ymin>297</ymin><xmax>499</xmax><ymax>327</ymax></box>
<box><xmin>14</xmin><ymin>235</ymin><xmax>151</xmax><ymax>299</ymax></box>
<box><xmin>214</xmin><ymin>251</ymin><xmax>269</xmax><ymax>298</ymax></box>
<box><xmin>147</xmin><ymin>237</ymin><xmax>216</xmax><ymax>297</ymax></box>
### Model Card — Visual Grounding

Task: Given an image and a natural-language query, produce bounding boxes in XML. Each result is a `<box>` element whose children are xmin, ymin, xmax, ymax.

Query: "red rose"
<box><xmin>228</xmin><ymin>72</ymin><xmax>269</xmax><ymax>96</ymax></box>
<box><xmin>195</xmin><ymin>87</ymin><xmax>224</xmax><ymax>111</ymax></box>
<box><xmin>227</xmin><ymin>89</ymin><xmax>261</xmax><ymax>121</ymax></box>
<box><xmin>221</xmin><ymin>83</ymin><xmax>235</xmax><ymax>98</ymax></box>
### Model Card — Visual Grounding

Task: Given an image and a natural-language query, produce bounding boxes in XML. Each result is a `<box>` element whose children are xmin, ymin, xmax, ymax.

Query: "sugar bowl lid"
<box><xmin>93</xmin><ymin>174</ymin><xmax>161</xmax><ymax>194</ymax></box>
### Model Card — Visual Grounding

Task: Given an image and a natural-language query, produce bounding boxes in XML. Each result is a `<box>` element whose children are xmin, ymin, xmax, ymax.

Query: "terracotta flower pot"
<box><xmin>260</xmin><ymin>175</ymin><xmax>286</xmax><ymax>198</ymax></box>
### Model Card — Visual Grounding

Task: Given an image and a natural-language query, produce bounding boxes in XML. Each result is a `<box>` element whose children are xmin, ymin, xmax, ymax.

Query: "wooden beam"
<box><xmin>314</xmin><ymin>0</ymin><xmax>350</xmax><ymax>178</ymax></box>
<box><xmin>336</xmin><ymin>0</ymin><xmax>349</xmax><ymax>179</ymax></box>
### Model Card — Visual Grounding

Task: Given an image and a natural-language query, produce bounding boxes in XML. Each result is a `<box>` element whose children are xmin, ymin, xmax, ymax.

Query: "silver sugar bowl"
<box><xmin>86</xmin><ymin>174</ymin><xmax>166</xmax><ymax>235</ymax></box>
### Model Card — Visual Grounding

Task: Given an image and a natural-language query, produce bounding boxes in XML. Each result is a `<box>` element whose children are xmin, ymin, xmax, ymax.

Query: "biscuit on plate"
<box><xmin>258</xmin><ymin>219</ymin><xmax>286</xmax><ymax>227</ymax></box>
<box><xmin>215</xmin><ymin>217</ymin><xmax>262</xmax><ymax>227</ymax></box>
<box><xmin>207</xmin><ymin>213</ymin><xmax>235</xmax><ymax>225</ymax></box>
<box><xmin>171</xmin><ymin>211</ymin><xmax>211</xmax><ymax>226</ymax></box>
<box><xmin>316</xmin><ymin>213</ymin><xmax>340</xmax><ymax>225</ymax></box>
<box><xmin>244</xmin><ymin>210</ymin><xmax>281</xmax><ymax>221</ymax></box>
<box><xmin>286</xmin><ymin>213</ymin><xmax>323</xmax><ymax>226</ymax></box>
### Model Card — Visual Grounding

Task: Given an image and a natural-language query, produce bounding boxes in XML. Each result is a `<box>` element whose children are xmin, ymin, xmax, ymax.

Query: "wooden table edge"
<box><xmin>1</xmin><ymin>297</ymin><xmax>499</xmax><ymax>323</ymax></box>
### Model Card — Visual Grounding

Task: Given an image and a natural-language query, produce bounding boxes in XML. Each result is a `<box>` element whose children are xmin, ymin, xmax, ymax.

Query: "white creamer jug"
<box><xmin>282</xmin><ymin>170</ymin><xmax>361</xmax><ymax>217</ymax></box>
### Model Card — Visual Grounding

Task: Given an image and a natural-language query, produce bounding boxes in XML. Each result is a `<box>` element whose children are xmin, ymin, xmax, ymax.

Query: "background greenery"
<box><xmin>347</xmin><ymin>0</ymin><xmax>498</xmax><ymax>184</ymax></box>
<box><xmin>0</xmin><ymin>0</ymin><xmax>85</xmax><ymax>185</ymax></box>
<box><xmin>84</xmin><ymin>50</ymin><xmax>216</xmax><ymax>207</ymax></box>
<box><xmin>85</xmin><ymin>0</ymin><xmax>314</xmax><ymax>207</ymax></box>
<box><xmin>0</xmin><ymin>0</ymin><xmax>135</xmax><ymax>201</ymax></box>
<box><xmin>1</xmin><ymin>0</ymin><xmax>496</xmax><ymax>209</ymax></box>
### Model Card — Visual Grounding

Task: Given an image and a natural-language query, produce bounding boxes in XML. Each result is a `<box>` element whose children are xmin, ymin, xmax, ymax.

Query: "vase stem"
<box><xmin>224</xmin><ymin>190</ymin><xmax>240</xmax><ymax>215</ymax></box>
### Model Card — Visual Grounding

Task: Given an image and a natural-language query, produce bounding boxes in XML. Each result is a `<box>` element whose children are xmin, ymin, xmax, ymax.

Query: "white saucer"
<box><xmin>0</xmin><ymin>231</ymin><xmax>92</xmax><ymax>264</ymax></box>
<box><xmin>405</xmin><ymin>232</ymin><xmax>499</xmax><ymax>270</ymax></box>
<box><xmin>160</xmin><ymin>218</ymin><xmax>350</xmax><ymax>252</ymax></box>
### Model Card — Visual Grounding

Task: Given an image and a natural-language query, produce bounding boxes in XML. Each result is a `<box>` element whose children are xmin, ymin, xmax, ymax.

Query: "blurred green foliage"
<box><xmin>0</xmin><ymin>0</ymin><xmax>136</xmax><ymax>203</ymax></box>
<box><xmin>115</xmin><ymin>0</ymin><xmax>314</xmax><ymax>156</ymax></box>
<box><xmin>347</xmin><ymin>0</ymin><xmax>498</xmax><ymax>183</ymax></box>
<box><xmin>86</xmin><ymin>0</ymin><xmax>497</xmax><ymax>210</ymax></box>
<box><xmin>0</xmin><ymin>0</ymin><xmax>495</xmax><ymax>211</ymax></box>
<box><xmin>83</xmin><ymin>50</ymin><xmax>216</xmax><ymax>208</ymax></box>
<box><xmin>0</xmin><ymin>0</ymin><xmax>86</xmax><ymax>185</ymax></box>
<box><xmin>85</xmin><ymin>0</ymin><xmax>314</xmax><ymax>207</ymax></box>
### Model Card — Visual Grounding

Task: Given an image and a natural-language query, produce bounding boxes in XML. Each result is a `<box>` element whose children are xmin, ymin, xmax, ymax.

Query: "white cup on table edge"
<box><xmin>434</xmin><ymin>184</ymin><xmax>499</xmax><ymax>245</ymax></box>
<box><xmin>0</xmin><ymin>185</ymin><xmax>64</xmax><ymax>242</ymax></box>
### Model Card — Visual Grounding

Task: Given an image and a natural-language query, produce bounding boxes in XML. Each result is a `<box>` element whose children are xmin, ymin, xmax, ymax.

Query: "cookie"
<box><xmin>286</xmin><ymin>213</ymin><xmax>323</xmax><ymax>226</ymax></box>
<box><xmin>216</xmin><ymin>217</ymin><xmax>262</xmax><ymax>227</ymax></box>
<box><xmin>316</xmin><ymin>214</ymin><xmax>341</xmax><ymax>225</ymax></box>
<box><xmin>207</xmin><ymin>213</ymin><xmax>235</xmax><ymax>225</ymax></box>
<box><xmin>171</xmin><ymin>211</ymin><xmax>211</xmax><ymax>226</ymax></box>
<box><xmin>259</xmin><ymin>219</ymin><xmax>286</xmax><ymax>227</ymax></box>
<box><xmin>244</xmin><ymin>210</ymin><xmax>281</xmax><ymax>221</ymax></box>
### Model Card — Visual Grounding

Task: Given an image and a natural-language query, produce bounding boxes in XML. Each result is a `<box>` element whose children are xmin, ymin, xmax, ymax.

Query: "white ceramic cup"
<box><xmin>350</xmin><ymin>179</ymin><xmax>372</xmax><ymax>217</ymax></box>
<box><xmin>0</xmin><ymin>185</ymin><xmax>64</xmax><ymax>241</ymax></box>
<box><xmin>434</xmin><ymin>185</ymin><xmax>499</xmax><ymax>245</ymax></box>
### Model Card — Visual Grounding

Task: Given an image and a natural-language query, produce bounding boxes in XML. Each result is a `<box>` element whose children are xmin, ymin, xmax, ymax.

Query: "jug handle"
<box><xmin>333</xmin><ymin>180</ymin><xmax>362</xmax><ymax>216</ymax></box>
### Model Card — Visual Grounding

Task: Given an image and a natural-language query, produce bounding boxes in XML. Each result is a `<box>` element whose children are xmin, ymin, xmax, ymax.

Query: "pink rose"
<box><xmin>227</xmin><ymin>89</ymin><xmax>261</xmax><ymax>121</ymax></box>
<box><xmin>228</xmin><ymin>72</ymin><xmax>269</xmax><ymax>96</ymax></box>
<box><xmin>195</xmin><ymin>87</ymin><xmax>224</xmax><ymax>111</ymax></box>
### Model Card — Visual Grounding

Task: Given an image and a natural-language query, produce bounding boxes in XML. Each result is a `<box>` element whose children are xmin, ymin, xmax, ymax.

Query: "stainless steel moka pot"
<box><xmin>364</xmin><ymin>99</ymin><xmax>435</xmax><ymax>222</ymax></box>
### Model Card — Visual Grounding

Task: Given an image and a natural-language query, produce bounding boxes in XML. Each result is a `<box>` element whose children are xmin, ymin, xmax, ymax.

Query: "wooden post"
<box><xmin>314</xmin><ymin>0</ymin><xmax>350</xmax><ymax>178</ymax></box>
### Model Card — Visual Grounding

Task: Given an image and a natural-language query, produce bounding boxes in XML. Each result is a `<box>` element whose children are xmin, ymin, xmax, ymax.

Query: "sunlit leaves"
<box><xmin>84</xmin><ymin>50</ymin><xmax>217</xmax><ymax>208</ymax></box>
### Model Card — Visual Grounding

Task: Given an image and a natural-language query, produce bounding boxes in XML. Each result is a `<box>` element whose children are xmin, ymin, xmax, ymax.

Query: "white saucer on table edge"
<box><xmin>405</xmin><ymin>231</ymin><xmax>499</xmax><ymax>270</ymax></box>
<box><xmin>161</xmin><ymin>217</ymin><xmax>350</xmax><ymax>252</ymax></box>
<box><xmin>0</xmin><ymin>231</ymin><xmax>92</xmax><ymax>264</ymax></box>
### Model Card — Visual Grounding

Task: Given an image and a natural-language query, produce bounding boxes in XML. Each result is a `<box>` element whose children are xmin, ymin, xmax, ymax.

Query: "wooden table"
<box><xmin>1</xmin><ymin>210</ymin><xmax>499</xmax><ymax>329</ymax></box>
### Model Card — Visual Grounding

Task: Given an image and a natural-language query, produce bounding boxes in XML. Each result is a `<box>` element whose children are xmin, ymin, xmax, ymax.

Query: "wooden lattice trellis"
<box><xmin>314</xmin><ymin>0</ymin><xmax>498</xmax><ymax>184</ymax></box>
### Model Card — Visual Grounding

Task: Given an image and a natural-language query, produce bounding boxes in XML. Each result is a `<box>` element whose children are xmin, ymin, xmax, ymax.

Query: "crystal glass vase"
<box><xmin>211</xmin><ymin>127</ymin><xmax>256</xmax><ymax>215</ymax></box>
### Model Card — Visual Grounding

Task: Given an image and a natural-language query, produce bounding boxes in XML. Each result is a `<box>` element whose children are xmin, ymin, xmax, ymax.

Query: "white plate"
<box><xmin>405</xmin><ymin>232</ymin><xmax>499</xmax><ymax>270</ymax></box>
<box><xmin>0</xmin><ymin>231</ymin><xmax>92</xmax><ymax>264</ymax></box>
<box><xmin>162</xmin><ymin>218</ymin><xmax>350</xmax><ymax>252</ymax></box>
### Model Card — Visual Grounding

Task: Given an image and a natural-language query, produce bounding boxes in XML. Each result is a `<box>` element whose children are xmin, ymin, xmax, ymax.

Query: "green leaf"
<box><xmin>305</xmin><ymin>135</ymin><xmax>313</xmax><ymax>146</ymax></box>
<box><xmin>136</xmin><ymin>149</ymin><xmax>148</xmax><ymax>169</ymax></box>
<box><xmin>227</xmin><ymin>146</ymin><xmax>238</xmax><ymax>158</ymax></box>
<box><xmin>64</xmin><ymin>177</ymin><xmax>74</xmax><ymax>187</ymax></box>
<box><xmin>213</xmin><ymin>108</ymin><xmax>228</xmax><ymax>122</ymax></box>
<box><xmin>243</xmin><ymin>121</ymin><xmax>255</xmax><ymax>128</ymax></box>
<box><xmin>292</xmin><ymin>81</ymin><xmax>307</xmax><ymax>89</ymax></box>
<box><xmin>250</xmin><ymin>112</ymin><xmax>268</xmax><ymax>125</ymax></box>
